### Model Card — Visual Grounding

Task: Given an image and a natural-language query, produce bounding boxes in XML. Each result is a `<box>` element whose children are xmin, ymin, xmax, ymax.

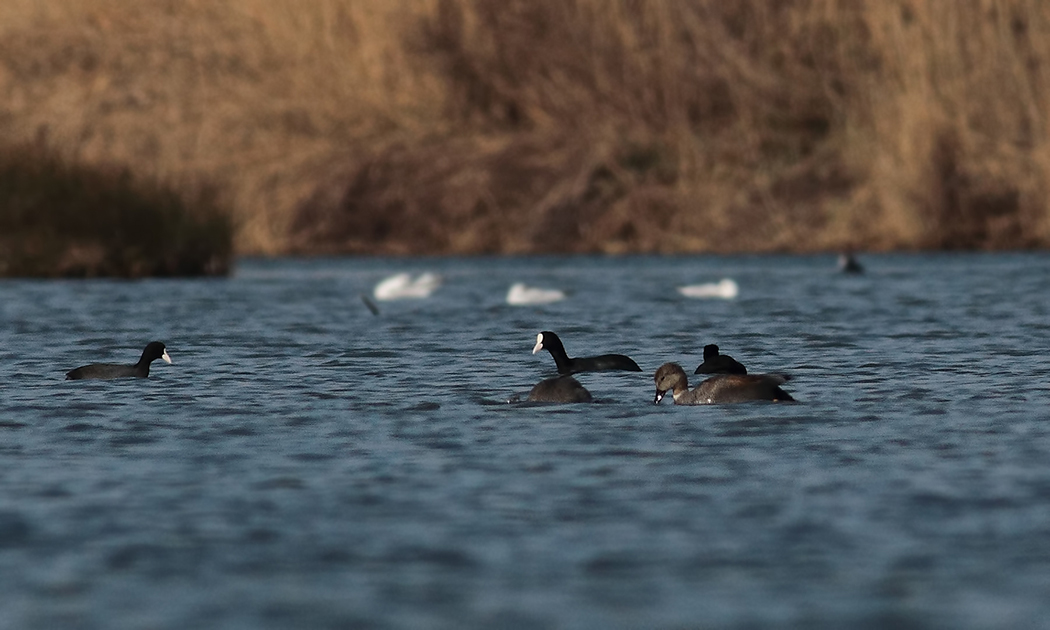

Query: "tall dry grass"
<box><xmin>0</xmin><ymin>0</ymin><xmax>437</xmax><ymax>253</ymax></box>
<box><xmin>0</xmin><ymin>141</ymin><xmax>232</xmax><ymax>277</ymax></box>
<box><xmin>2</xmin><ymin>0</ymin><xmax>1049</xmax><ymax>254</ymax></box>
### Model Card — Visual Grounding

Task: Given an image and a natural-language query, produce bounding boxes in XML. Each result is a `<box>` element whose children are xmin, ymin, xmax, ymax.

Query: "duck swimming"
<box><xmin>654</xmin><ymin>362</ymin><xmax>794</xmax><ymax>405</ymax></box>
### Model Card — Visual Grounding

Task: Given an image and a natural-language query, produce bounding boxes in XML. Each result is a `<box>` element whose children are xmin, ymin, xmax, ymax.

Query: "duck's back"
<box><xmin>687</xmin><ymin>374</ymin><xmax>794</xmax><ymax>404</ymax></box>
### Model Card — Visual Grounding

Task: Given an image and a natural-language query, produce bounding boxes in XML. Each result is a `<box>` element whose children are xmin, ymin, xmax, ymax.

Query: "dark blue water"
<box><xmin>3</xmin><ymin>253</ymin><xmax>1050</xmax><ymax>629</ymax></box>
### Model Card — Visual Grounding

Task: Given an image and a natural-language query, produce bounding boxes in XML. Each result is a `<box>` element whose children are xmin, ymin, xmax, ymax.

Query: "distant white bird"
<box><xmin>373</xmin><ymin>272</ymin><xmax>442</xmax><ymax>301</ymax></box>
<box><xmin>506</xmin><ymin>282</ymin><xmax>565</xmax><ymax>305</ymax></box>
<box><xmin>677</xmin><ymin>278</ymin><xmax>739</xmax><ymax>299</ymax></box>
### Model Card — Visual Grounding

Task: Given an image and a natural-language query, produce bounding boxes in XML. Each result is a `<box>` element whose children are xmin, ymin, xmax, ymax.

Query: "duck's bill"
<box><xmin>161</xmin><ymin>350</ymin><xmax>173</xmax><ymax>364</ymax></box>
<box><xmin>654</xmin><ymin>390</ymin><xmax>666</xmax><ymax>404</ymax></box>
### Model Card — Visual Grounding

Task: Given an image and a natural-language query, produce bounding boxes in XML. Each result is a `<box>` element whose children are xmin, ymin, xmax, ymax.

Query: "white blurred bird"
<box><xmin>506</xmin><ymin>282</ymin><xmax>565</xmax><ymax>305</ymax></box>
<box><xmin>373</xmin><ymin>272</ymin><xmax>442</xmax><ymax>300</ymax></box>
<box><xmin>677</xmin><ymin>278</ymin><xmax>739</xmax><ymax>299</ymax></box>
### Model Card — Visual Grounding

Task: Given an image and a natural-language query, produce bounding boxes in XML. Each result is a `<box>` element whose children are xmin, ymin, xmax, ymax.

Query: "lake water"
<box><xmin>2</xmin><ymin>253</ymin><xmax>1050</xmax><ymax>629</ymax></box>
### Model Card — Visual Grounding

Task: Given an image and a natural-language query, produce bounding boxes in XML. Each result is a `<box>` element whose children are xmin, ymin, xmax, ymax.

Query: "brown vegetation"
<box><xmin>0</xmin><ymin>142</ymin><xmax>232</xmax><ymax>277</ymax></box>
<box><xmin>2</xmin><ymin>0</ymin><xmax>1049</xmax><ymax>256</ymax></box>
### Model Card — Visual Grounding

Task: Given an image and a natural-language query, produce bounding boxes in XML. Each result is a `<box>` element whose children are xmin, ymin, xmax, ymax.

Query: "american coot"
<box><xmin>532</xmin><ymin>331</ymin><xmax>641</xmax><ymax>375</ymax></box>
<box><xmin>654</xmin><ymin>362</ymin><xmax>794</xmax><ymax>405</ymax></box>
<box><xmin>527</xmin><ymin>375</ymin><xmax>593</xmax><ymax>403</ymax></box>
<box><xmin>694</xmin><ymin>344</ymin><xmax>748</xmax><ymax>375</ymax></box>
<box><xmin>65</xmin><ymin>341</ymin><xmax>172</xmax><ymax>380</ymax></box>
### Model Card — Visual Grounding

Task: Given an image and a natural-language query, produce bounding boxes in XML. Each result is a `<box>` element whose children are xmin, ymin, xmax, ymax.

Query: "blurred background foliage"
<box><xmin>2</xmin><ymin>0</ymin><xmax>1048</xmax><ymax>266</ymax></box>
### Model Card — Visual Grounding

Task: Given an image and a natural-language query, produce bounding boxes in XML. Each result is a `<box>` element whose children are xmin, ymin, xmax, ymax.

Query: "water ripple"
<box><xmin>2</xmin><ymin>254</ymin><xmax>1050</xmax><ymax>629</ymax></box>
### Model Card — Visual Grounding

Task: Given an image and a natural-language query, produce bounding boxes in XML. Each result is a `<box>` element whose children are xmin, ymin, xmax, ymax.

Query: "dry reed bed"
<box><xmin>0</xmin><ymin>142</ymin><xmax>232</xmax><ymax>277</ymax></box>
<box><xmin>1</xmin><ymin>0</ymin><xmax>1049</xmax><ymax>255</ymax></box>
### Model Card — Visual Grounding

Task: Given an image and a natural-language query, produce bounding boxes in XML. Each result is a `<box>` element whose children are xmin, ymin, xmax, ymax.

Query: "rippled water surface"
<box><xmin>3</xmin><ymin>254</ymin><xmax>1050</xmax><ymax>629</ymax></box>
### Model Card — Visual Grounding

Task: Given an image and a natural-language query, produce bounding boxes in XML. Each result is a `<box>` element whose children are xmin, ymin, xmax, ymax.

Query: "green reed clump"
<box><xmin>0</xmin><ymin>144</ymin><xmax>233</xmax><ymax>277</ymax></box>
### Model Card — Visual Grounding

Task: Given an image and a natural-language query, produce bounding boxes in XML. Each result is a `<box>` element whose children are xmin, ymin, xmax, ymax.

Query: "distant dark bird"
<box><xmin>532</xmin><ymin>330</ymin><xmax>641</xmax><ymax>375</ymax></box>
<box><xmin>694</xmin><ymin>344</ymin><xmax>748</xmax><ymax>375</ymax></box>
<box><xmin>66</xmin><ymin>341</ymin><xmax>172</xmax><ymax>380</ymax></box>
<box><xmin>654</xmin><ymin>363</ymin><xmax>794</xmax><ymax>405</ymax></box>
<box><xmin>360</xmin><ymin>293</ymin><xmax>380</xmax><ymax>316</ymax></box>
<box><xmin>527</xmin><ymin>375</ymin><xmax>593</xmax><ymax>403</ymax></box>
<box><xmin>838</xmin><ymin>252</ymin><xmax>864</xmax><ymax>274</ymax></box>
